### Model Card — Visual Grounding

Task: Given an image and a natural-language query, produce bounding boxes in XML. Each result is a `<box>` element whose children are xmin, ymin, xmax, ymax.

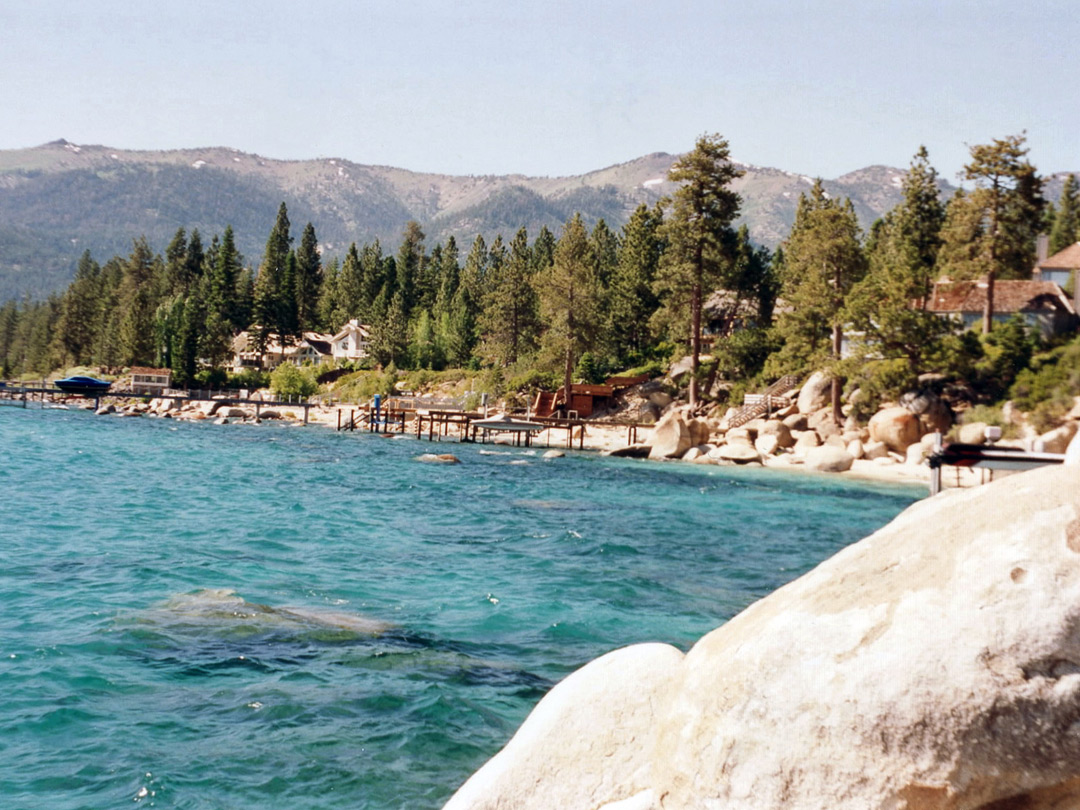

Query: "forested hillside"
<box><xmin>0</xmin><ymin>138</ymin><xmax>995</xmax><ymax>300</ymax></box>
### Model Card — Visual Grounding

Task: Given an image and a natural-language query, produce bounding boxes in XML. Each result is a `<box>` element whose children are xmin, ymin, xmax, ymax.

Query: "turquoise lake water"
<box><xmin>0</xmin><ymin>406</ymin><xmax>922</xmax><ymax>809</ymax></box>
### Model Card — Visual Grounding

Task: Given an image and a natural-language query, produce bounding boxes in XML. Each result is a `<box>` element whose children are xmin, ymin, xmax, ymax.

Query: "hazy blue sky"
<box><xmin>1</xmin><ymin>0</ymin><xmax>1076</xmax><ymax>181</ymax></box>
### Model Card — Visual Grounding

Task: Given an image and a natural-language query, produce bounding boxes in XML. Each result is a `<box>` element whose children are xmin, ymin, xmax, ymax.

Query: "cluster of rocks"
<box><xmin>611</xmin><ymin>369</ymin><xmax>1080</xmax><ymax>475</ymax></box>
<box><xmin>89</xmin><ymin>396</ymin><xmax>298</xmax><ymax>426</ymax></box>
<box><xmin>611</xmin><ymin>372</ymin><xmax>946</xmax><ymax>474</ymax></box>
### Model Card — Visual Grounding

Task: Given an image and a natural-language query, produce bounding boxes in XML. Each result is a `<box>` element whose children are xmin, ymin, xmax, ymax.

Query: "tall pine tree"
<box><xmin>653</xmin><ymin>133</ymin><xmax>743</xmax><ymax>407</ymax></box>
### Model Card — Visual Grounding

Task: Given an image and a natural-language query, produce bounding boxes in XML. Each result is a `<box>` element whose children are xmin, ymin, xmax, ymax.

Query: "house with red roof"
<box><xmin>926</xmin><ymin>278</ymin><xmax>1077</xmax><ymax>339</ymax></box>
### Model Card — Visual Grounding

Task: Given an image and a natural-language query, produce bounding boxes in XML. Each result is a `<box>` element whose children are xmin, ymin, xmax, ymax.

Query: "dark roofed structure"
<box><xmin>927</xmin><ymin>279</ymin><xmax>1077</xmax><ymax>338</ymax></box>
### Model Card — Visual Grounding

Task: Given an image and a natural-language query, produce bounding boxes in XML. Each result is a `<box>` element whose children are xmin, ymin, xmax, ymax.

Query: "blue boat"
<box><xmin>54</xmin><ymin>376</ymin><xmax>112</xmax><ymax>395</ymax></box>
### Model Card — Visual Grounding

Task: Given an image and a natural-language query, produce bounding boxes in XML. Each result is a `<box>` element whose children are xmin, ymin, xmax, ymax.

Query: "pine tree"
<box><xmin>164</xmin><ymin>228</ymin><xmax>188</xmax><ymax>296</ymax></box>
<box><xmin>253</xmin><ymin>202</ymin><xmax>293</xmax><ymax>354</ymax></box>
<box><xmin>56</xmin><ymin>250</ymin><xmax>101</xmax><ymax>366</ymax></box>
<box><xmin>846</xmin><ymin>147</ymin><xmax>948</xmax><ymax>373</ymax></box>
<box><xmin>769</xmin><ymin>182</ymin><xmax>866</xmax><ymax>422</ymax></box>
<box><xmin>653</xmin><ymin>133</ymin><xmax>743</xmax><ymax>406</ymax></box>
<box><xmin>316</xmin><ymin>257</ymin><xmax>340</xmax><ymax>332</ymax></box>
<box><xmin>208</xmin><ymin>225</ymin><xmax>242</xmax><ymax>329</ymax></box>
<box><xmin>608</xmin><ymin>203</ymin><xmax>663</xmax><ymax>363</ymax></box>
<box><xmin>294</xmin><ymin>222</ymin><xmax>322</xmax><ymax>332</ymax></box>
<box><xmin>937</xmin><ymin>133</ymin><xmax>1044</xmax><ymax>333</ymax></box>
<box><xmin>395</xmin><ymin>221</ymin><xmax>426</xmax><ymax>320</ymax></box>
<box><xmin>443</xmin><ymin>235</ymin><xmax>487</xmax><ymax>366</ymax></box>
<box><xmin>1049</xmin><ymin>174</ymin><xmax>1080</xmax><ymax>255</ymax></box>
<box><xmin>118</xmin><ymin>237</ymin><xmax>159</xmax><ymax>366</ymax></box>
<box><xmin>480</xmin><ymin>228</ymin><xmax>539</xmax><ymax>366</ymax></box>
<box><xmin>538</xmin><ymin>213</ymin><xmax>603</xmax><ymax>403</ymax></box>
<box><xmin>184</xmin><ymin>229</ymin><xmax>205</xmax><ymax>291</ymax></box>
<box><xmin>360</xmin><ymin>239</ymin><xmax>386</xmax><ymax>317</ymax></box>
<box><xmin>337</xmin><ymin>244</ymin><xmax>365</xmax><ymax>323</ymax></box>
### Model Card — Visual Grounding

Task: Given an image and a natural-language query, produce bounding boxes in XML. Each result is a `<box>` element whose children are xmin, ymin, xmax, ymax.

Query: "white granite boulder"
<box><xmin>715</xmin><ymin>443</ymin><xmax>761</xmax><ymax>464</ymax></box>
<box><xmin>803</xmin><ymin>444</ymin><xmax>854</xmax><ymax>472</ymax></box>
<box><xmin>796</xmin><ymin>370</ymin><xmax>831</xmax><ymax>414</ymax></box>
<box><xmin>444</xmin><ymin>465</ymin><xmax>1080</xmax><ymax>810</ymax></box>
<box><xmin>648</xmin><ymin>408</ymin><xmax>691</xmax><ymax>460</ymax></box>
<box><xmin>958</xmin><ymin>421</ymin><xmax>989</xmax><ymax>445</ymax></box>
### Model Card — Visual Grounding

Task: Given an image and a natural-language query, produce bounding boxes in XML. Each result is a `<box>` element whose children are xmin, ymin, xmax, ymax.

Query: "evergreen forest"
<box><xmin>4</xmin><ymin>133</ymin><xmax>1079</xmax><ymax>428</ymax></box>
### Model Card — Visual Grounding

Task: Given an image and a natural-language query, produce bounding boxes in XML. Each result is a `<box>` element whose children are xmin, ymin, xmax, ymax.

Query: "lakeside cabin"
<box><xmin>128</xmin><ymin>367</ymin><xmax>172</xmax><ymax>395</ymax></box>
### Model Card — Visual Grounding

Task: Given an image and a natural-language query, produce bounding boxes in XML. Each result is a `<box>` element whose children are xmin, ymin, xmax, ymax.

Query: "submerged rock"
<box><xmin>443</xmin><ymin>465</ymin><xmax>1080</xmax><ymax>810</ymax></box>
<box><xmin>417</xmin><ymin>453</ymin><xmax>461</xmax><ymax>464</ymax></box>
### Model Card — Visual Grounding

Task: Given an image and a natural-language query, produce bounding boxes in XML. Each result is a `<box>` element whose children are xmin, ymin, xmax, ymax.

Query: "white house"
<box><xmin>231</xmin><ymin>322</ymin><xmax>370</xmax><ymax>372</ymax></box>
<box><xmin>329</xmin><ymin>320</ymin><xmax>371</xmax><ymax>363</ymax></box>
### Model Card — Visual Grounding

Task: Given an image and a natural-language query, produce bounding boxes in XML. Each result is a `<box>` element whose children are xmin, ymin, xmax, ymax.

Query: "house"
<box><xmin>129</xmin><ymin>367</ymin><xmax>172</xmax><ymax>395</ymax></box>
<box><xmin>230</xmin><ymin>330</ymin><xmax>334</xmax><ymax>372</ymax></box>
<box><xmin>926</xmin><ymin>278</ymin><xmax>1078</xmax><ymax>339</ymax></box>
<box><xmin>230</xmin><ymin>322</ymin><xmax>369</xmax><ymax>372</ymax></box>
<box><xmin>288</xmin><ymin>333</ymin><xmax>334</xmax><ymax>367</ymax></box>
<box><xmin>1033</xmin><ymin>238</ymin><xmax>1080</xmax><ymax>295</ymax></box>
<box><xmin>329</xmin><ymin>320</ymin><xmax>372</xmax><ymax>363</ymax></box>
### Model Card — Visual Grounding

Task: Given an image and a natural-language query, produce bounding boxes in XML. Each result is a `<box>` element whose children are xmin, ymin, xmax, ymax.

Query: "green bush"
<box><xmin>228</xmin><ymin>368</ymin><xmax>269</xmax><ymax>390</ymax></box>
<box><xmin>193</xmin><ymin>367</ymin><xmax>228</xmax><ymax>388</ymax></box>
<box><xmin>269</xmin><ymin>364</ymin><xmax>319</xmax><ymax>399</ymax></box>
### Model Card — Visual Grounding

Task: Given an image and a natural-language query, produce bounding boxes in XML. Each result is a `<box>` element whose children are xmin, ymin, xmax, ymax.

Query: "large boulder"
<box><xmin>1038</xmin><ymin>422</ymin><xmax>1078</xmax><ymax>454</ymax></box>
<box><xmin>715</xmin><ymin>443</ymin><xmax>761</xmax><ymax>464</ymax></box>
<box><xmin>803</xmin><ymin>445</ymin><xmax>854</xmax><ymax>472</ymax></box>
<box><xmin>796</xmin><ymin>371</ymin><xmax>831</xmax><ymax>414</ymax></box>
<box><xmin>648</xmin><ymin>411</ymin><xmax>694</xmax><ymax>460</ymax></box>
<box><xmin>807</xmin><ymin>407</ymin><xmax>841</xmax><ymax>439</ymax></box>
<box><xmin>687</xmin><ymin>417</ymin><xmax>710</xmax><ymax>448</ymax></box>
<box><xmin>758</xmin><ymin>420</ymin><xmax>794</xmax><ymax>449</ymax></box>
<box><xmin>868</xmin><ymin>406</ymin><xmax>921</xmax><ymax>453</ymax></box>
<box><xmin>444</xmin><ymin>465</ymin><xmax>1080</xmax><ymax>810</ymax></box>
<box><xmin>958</xmin><ymin>421</ymin><xmax>989</xmax><ymax>445</ymax></box>
<box><xmin>791</xmin><ymin>430</ymin><xmax>821</xmax><ymax>454</ymax></box>
<box><xmin>901</xmin><ymin>388</ymin><xmax>954</xmax><ymax>435</ymax></box>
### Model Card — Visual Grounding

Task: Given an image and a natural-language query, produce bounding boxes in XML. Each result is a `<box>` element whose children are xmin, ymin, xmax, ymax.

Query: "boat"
<box><xmin>54</xmin><ymin>376</ymin><xmax>112</xmax><ymax>395</ymax></box>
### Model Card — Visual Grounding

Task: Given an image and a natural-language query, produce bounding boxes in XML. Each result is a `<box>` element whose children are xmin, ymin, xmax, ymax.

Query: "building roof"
<box><xmin>1037</xmin><ymin>242</ymin><xmax>1080</xmax><ymax>271</ymax></box>
<box><xmin>928</xmin><ymin>280</ymin><xmax>1076</xmax><ymax>316</ymax></box>
<box><xmin>330</xmin><ymin>319</ymin><xmax>371</xmax><ymax>343</ymax></box>
<box><xmin>129</xmin><ymin>366</ymin><xmax>171</xmax><ymax>377</ymax></box>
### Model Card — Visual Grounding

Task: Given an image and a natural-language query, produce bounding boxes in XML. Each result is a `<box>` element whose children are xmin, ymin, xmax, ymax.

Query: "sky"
<box><xmin>1</xmin><ymin>0</ymin><xmax>1077</xmax><ymax>182</ymax></box>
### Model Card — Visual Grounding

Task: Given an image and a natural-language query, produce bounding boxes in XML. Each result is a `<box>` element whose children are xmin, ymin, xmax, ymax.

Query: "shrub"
<box><xmin>193</xmin><ymin>367</ymin><xmax>228</xmax><ymax>388</ymax></box>
<box><xmin>269</xmin><ymin>364</ymin><xmax>319</xmax><ymax>399</ymax></box>
<box><xmin>228</xmin><ymin>368</ymin><xmax>269</xmax><ymax>390</ymax></box>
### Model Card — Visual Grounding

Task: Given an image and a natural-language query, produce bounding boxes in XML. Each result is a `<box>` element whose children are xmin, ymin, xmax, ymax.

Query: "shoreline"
<box><xmin>48</xmin><ymin>398</ymin><xmax>973</xmax><ymax>493</ymax></box>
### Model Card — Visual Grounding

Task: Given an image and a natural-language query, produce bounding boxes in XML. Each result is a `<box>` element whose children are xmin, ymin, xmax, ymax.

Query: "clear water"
<box><xmin>0</xmin><ymin>407</ymin><xmax>921</xmax><ymax>809</ymax></box>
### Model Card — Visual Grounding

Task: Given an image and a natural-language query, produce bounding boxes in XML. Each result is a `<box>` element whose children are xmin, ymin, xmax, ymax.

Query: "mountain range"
<box><xmin>0</xmin><ymin>139</ymin><xmax>1073</xmax><ymax>302</ymax></box>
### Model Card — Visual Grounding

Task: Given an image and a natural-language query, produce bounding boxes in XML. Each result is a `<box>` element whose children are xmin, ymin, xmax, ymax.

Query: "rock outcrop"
<box><xmin>444</xmin><ymin>465</ymin><xmax>1080</xmax><ymax>810</ymax></box>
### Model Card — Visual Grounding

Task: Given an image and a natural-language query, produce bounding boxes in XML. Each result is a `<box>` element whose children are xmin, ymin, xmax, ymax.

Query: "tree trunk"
<box><xmin>689</xmin><ymin>282</ymin><xmax>701</xmax><ymax>408</ymax></box>
<box><xmin>831</xmin><ymin>322</ymin><xmax>843</xmax><ymax>425</ymax></box>
<box><xmin>563</xmin><ymin>344</ymin><xmax>573</xmax><ymax>417</ymax></box>
<box><xmin>982</xmin><ymin>270</ymin><xmax>995</xmax><ymax>335</ymax></box>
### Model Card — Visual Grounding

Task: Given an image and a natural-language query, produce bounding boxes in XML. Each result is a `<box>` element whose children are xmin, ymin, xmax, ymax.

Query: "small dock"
<box><xmin>338</xmin><ymin>402</ymin><xmax>647</xmax><ymax>451</ymax></box>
